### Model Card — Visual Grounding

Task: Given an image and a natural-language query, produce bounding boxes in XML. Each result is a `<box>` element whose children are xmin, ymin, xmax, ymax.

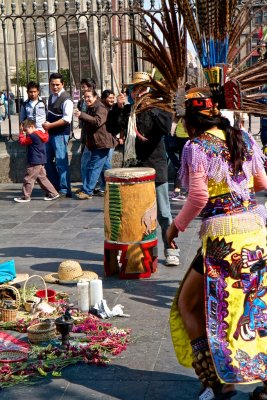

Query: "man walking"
<box><xmin>43</xmin><ymin>73</ymin><xmax>73</xmax><ymax>197</ymax></box>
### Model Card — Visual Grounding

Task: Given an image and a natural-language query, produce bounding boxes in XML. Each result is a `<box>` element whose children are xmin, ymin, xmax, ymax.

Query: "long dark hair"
<box><xmin>185</xmin><ymin>110</ymin><xmax>246</xmax><ymax>174</ymax></box>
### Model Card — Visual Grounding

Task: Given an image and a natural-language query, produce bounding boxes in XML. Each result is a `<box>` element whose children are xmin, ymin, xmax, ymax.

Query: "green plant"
<box><xmin>58</xmin><ymin>68</ymin><xmax>71</xmax><ymax>90</ymax></box>
<box><xmin>13</xmin><ymin>60</ymin><xmax>40</xmax><ymax>87</ymax></box>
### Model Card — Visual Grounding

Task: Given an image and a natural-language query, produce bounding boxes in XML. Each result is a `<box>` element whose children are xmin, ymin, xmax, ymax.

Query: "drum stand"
<box><xmin>104</xmin><ymin>239</ymin><xmax>158</xmax><ymax>279</ymax></box>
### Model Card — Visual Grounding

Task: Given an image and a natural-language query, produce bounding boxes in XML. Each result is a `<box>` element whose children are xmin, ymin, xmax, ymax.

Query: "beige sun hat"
<box><xmin>124</xmin><ymin>71</ymin><xmax>151</xmax><ymax>87</ymax></box>
<box><xmin>6</xmin><ymin>273</ymin><xmax>29</xmax><ymax>285</ymax></box>
<box><xmin>44</xmin><ymin>260</ymin><xmax>98</xmax><ymax>284</ymax></box>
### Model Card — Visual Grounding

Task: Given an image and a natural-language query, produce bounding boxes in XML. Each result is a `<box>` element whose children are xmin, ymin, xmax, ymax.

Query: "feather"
<box><xmin>228</xmin><ymin>27</ymin><xmax>258</xmax><ymax>65</ymax></box>
<box><xmin>123</xmin><ymin>0</ymin><xmax>186</xmax><ymax>113</ymax></box>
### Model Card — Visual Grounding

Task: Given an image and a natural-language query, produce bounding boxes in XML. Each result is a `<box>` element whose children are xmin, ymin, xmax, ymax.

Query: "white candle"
<box><xmin>77</xmin><ymin>281</ymin><xmax>89</xmax><ymax>312</ymax></box>
<box><xmin>90</xmin><ymin>279</ymin><xmax>103</xmax><ymax>308</ymax></box>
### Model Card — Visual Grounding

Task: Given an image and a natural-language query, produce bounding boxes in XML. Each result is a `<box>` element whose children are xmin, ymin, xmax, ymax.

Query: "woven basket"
<box><xmin>0</xmin><ymin>284</ymin><xmax>20</xmax><ymax>322</ymax></box>
<box><xmin>27</xmin><ymin>321</ymin><xmax>56</xmax><ymax>344</ymax></box>
<box><xmin>23</xmin><ymin>274</ymin><xmax>47</xmax><ymax>311</ymax></box>
<box><xmin>0</xmin><ymin>350</ymin><xmax>28</xmax><ymax>363</ymax></box>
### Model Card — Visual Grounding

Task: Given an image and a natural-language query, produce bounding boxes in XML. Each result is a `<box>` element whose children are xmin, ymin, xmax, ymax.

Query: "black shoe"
<box><xmin>59</xmin><ymin>192</ymin><xmax>72</xmax><ymax>198</ymax></box>
<box><xmin>93</xmin><ymin>189</ymin><xmax>105</xmax><ymax>197</ymax></box>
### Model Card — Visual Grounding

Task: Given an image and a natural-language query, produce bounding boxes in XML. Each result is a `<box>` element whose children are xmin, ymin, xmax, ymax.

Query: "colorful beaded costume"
<box><xmin>170</xmin><ymin>129</ymin><xmax>267</xmax><ymax>384</ymax></box>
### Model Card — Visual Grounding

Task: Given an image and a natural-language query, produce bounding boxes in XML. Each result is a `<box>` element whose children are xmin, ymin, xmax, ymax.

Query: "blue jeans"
<box><xmin>156</xmin><ymin>182</ymin><xmax>173</xmax><ymax>250</ymax></box>
<box><xmin>81</xmin><ymin>146</ymin><xmax>91</xmax><ymax>184</ymax></box>
<box><xmin>165</xmin><ymin>135</ymin><xmax>188</xmax><ymax>189</ymax></box>
<box><xmin>98</xmin><ymin>148</ymin><xmax>114</xmax><ymax>191</ymax></box>
<box><xmin>83</xmin><ymin>148</ymin><xmax>110</xmax><ymax>195</ymax></box>
<box><xmin>45</xmin><ymin>134</ymin><xmax>71</xmax><ymax>195</ymax></box>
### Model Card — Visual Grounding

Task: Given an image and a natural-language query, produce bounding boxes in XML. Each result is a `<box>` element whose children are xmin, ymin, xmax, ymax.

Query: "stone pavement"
<box><xmin>0</xmin><ymin>183</ymin><xmax>265</xmax><ymax>400</ymax></box>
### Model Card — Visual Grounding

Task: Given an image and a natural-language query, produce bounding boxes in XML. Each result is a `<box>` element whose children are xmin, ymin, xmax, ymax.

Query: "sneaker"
<box><xmin>94</xmin><ymin>188</ymin><xmax>105</xmax><ymax>197</ymax></box>
<box><xmin>71</xmin><ymin>187</ymin><xmax>82</xmax><ymax>193</ymax></box>
<box><xmin>43</xmin><ymin>194</ymin><xmax>60</xmax><ymax>201</ymax></box>
<box><xmin>171</xmin><ymin>194</ymin><xmax>187</xmax><ymax>201</ymax></box>
<box><xmin>165</xmin><ymin>248</ymin><xmax>180</xmax><ymax>267</ymax></box>
<box><xmin>75</xmin><ymin>191</ymin><xmax>93</xmax><ymax>200</ymax></box>
<box><xmin>14</xmin><ymin>197</ymin><xmax>31</xmax><ymax>203</ymax></box>
<box><xmin>165</xmin><ymin>255</ymin><xmax>180</xmax><ymax>266</ymax></box>
<box><xmin>59</xmin><ymin>192</ymin><xmax>72</xmax><ymax>198</ymax></box>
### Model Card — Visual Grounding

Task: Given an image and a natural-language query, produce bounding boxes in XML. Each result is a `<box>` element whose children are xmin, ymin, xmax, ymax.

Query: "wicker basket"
<box><xmin>0</xmin><ymin>350</ymin><xmax>28</xmax><ymax>363</ymax></box>
<box><xmin>23</xmin><ymin>274</ymin><xmax>47</xmax><ymax>312</ymax></box>
<box><xmin>0</xmin><ymin>284</ymin><xmax>20</xmax><ymax>322</ymax></box>
<box><xmin>27</xmin><ymin>321</ymin><xmax>56</xmax><ymax>344</ymax></box>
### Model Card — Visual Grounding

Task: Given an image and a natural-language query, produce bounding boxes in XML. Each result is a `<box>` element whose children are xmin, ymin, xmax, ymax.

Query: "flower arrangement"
<box><xmin>0</xmin><ymin>309</ymin><xmax>131</xmax><ymax>389</ymax></box>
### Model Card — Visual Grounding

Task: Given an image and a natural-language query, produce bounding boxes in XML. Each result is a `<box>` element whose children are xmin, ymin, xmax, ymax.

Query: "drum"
<box><xmin>104</xmin><ymin>167</ymin><xmax>158</xmax><ymax>279</ymax></box>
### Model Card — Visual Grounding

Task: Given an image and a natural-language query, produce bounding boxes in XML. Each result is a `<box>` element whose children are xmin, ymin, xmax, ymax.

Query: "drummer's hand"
<box><xmin>75</xmin><ymin>109</ymin><xmax>81</xmax><ymax>118</ymax></box>
<box><xmin>117</xmin><ymin>93</ymin><xmax>126</xmax><ymax>108</ymax></box>
<box><xmin>166</xmin><ymin>221</ymin><xmax>179</xmax><ymax>248</ymax></box>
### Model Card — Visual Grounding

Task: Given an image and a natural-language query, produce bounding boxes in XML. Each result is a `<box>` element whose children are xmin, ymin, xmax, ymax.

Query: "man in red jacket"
<box><xmin>14</xmin><ymin>119</ymin><xmax>60</xmax><ymax>203</ymax></box>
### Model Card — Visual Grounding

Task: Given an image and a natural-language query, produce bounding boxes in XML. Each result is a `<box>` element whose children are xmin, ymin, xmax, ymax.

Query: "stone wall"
<box><xmin>0</xmin><ymin>140</ymin><xmax>124</xmax><ymax>183</ymax></box>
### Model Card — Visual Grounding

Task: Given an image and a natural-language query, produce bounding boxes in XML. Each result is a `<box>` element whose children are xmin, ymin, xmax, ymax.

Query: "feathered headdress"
<box><xmin>125</xmin><ymin>0</ymin><xmax>267</xmax><ymax>116</ymax></box>
<box><xmin>175</xmin><ymin>0</ymin><xmax>267</xmax><ymax>115</ymax></box>
<box><xmin>123</xmin><ymin>0</ymin><xmax>186</xmax><ymax>115</ymax></box>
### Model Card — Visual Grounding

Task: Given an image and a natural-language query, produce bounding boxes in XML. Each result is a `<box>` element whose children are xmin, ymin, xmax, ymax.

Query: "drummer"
<box><xmin>118</xmin><ymin>72</ymin><xmax>180</xmax><ymax>267</ymax></box>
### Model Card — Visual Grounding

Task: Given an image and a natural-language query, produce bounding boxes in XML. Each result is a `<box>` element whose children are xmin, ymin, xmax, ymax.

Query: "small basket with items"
<box><xmin>0</xmin><ymin>284</ymin><xmax>21</xmax><ymax>322</ymax></box>
<box><xmin>27</xmin><ymin>320</ymin><xmax>56</xmax><ymax>344</ymax></box>
<box><xmin>23</xmin><ymin>274</ymin><xmax>56</xmax><ymax>313</ymax></box>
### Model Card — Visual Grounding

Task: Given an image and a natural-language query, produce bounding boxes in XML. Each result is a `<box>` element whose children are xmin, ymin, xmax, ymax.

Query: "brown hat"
<box><xmin>124</xmin><ymin>71</ymin><xmax>151</xmax><ymax>87</ymax></box>
<box><xmin>44</xmin><ymin>260</ymin><xmax>98</xmax><ymax>284</ymax></box>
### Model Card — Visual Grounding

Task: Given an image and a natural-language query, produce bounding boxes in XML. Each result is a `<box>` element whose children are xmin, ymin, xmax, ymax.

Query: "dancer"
<box><xmin>167</xmin><ymin>89</ymin><xmax>267</xmax><ymax>400</ymax></box>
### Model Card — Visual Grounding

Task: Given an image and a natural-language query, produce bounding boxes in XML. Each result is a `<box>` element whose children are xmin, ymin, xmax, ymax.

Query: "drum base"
<box><xmin>104</xmin><ymin>240</ymin><xmax>158</xmax><ymax>279</ymax></box>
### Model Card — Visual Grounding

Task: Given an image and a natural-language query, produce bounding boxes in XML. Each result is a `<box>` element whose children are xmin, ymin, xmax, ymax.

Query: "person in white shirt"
<box><xmin>43</xmin><ymin>73</ymin><xmax>73</xmax><ymax>198</ymax></box>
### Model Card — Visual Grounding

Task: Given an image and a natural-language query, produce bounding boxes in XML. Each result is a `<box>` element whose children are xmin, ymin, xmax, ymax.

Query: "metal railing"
<box><xmin>0</xmin><ymin>0</ymin><xmax>163</xmax><ymax>140</ymax></box>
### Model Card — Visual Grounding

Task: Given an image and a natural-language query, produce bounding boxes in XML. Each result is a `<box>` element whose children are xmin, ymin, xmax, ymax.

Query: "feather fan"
<box><xmin>123</xmin><ymin>0</ymin><xmax>186</xmax><ymax>114</ymax></box>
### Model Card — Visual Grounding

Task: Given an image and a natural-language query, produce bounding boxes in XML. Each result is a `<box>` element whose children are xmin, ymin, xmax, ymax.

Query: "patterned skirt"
<box><xmin>170</xmin><ymin>210</ymin><xmax>267</xmax><ymax>384</ymax></box>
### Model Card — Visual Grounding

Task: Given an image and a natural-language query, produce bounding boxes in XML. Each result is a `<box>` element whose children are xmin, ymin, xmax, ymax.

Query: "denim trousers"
<box><xmin>156</xmin><ymin>182</ymin><xmax>173</xmax><ymax>250</ymax></box>
<box><xmin>83</xmin><ymin>148</ymin><xmax>110</xmax><ymax>195</ymax></box>
<box><xmin>45</xmin><ymin>134</ymin><xmax>71</xmax><ymax>195</ymax></box>
<box><xmin>98</xmin><ymin>148</ymin><xmax>114</xmax><ymax>190</ymax></box>
<box><xmin>165</xmin><ymin>136</ymin><xmax>188</xmax><ymax>190</ymax></box>
<box><xmin>81</xmin><ymin>146</ymin><xmax>91</xmax><ymax>184</ymax></box>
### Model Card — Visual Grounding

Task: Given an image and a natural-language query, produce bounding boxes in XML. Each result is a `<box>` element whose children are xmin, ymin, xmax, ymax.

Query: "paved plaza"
<box><xmin>0</xmin><ymin>182</ymin><xmax>265</xmax><ymax>399</ymax></box>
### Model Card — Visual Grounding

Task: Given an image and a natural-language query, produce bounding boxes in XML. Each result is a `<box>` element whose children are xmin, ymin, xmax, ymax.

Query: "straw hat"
<box><xmin>124</xmin><ymin>71</ymin><xmax>151</xmax><ymax>87</ymax></box>
<box><xmin>44</xmin><ymin>260</ymin><xmax>98</xmax><ymax>284</ymax></box>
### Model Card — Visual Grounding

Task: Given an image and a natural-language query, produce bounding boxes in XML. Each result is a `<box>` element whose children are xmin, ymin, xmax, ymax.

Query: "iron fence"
<box><xmin>0</xmin><ymin>0</ymin><xmax>164</xmax><ymax>140</ymax></box>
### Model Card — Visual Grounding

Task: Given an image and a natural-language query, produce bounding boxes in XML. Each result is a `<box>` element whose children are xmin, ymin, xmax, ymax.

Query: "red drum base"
<box><xmin>104</xmin><ymin>239</ymin><xmax>158</xmax><ymax>279</ymax></box>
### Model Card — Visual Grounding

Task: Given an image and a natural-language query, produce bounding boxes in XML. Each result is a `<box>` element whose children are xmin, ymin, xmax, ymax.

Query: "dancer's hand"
<box><xmin>166</xmin><ymin>221</ymin><xmax>179</xmax><ymax>249</ymax></box>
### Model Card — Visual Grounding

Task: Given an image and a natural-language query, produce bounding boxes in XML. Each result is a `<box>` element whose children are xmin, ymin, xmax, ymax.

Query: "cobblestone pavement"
<box><xmin>0</xmin><ymin>183</ymin><xmax>266</xmax><ymax>399</ymax></box>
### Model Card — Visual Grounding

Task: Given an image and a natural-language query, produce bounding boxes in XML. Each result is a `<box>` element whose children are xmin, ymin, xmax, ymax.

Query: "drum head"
<box><xmin>105</xmin><ymin>167</ymin><xmax>155</xmax><ymax>179</ymax></box>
